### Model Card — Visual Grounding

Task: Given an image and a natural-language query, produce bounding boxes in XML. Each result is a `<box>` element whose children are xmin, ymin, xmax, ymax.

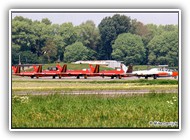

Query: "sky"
<box><xmin>12</xmin><ymin>12</ymin><xmax>178</xmax><ymax>26</ymax></box>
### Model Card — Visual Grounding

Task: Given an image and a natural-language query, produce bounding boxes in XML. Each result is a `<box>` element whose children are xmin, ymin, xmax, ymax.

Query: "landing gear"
<box><xmin>111</xmin><ymin>76</ymin><xmax>114</xmax><ymax>79</ymax></box>
<box><xmin>77</xmin><ymin>75</ymin><xmax>80</xmax><ymax>79</ymax></box>
<box><xmin>84</xmin><ymin>75</ymin><xmax>87</xmax><ymax>79</ymax></box>
<box><xmin>31</xmin><ymin>75</ymin><xmax>34</xmax><ymax>79</ymax></box>
<box><xmin>145</xmin><ymin>76</ymin><xmax>148</xmax><ymax>79</ymax></box>
<box><xmin>52</xmin><ymin>76</ymin><xmax>56</xmax><ymax>79</ymax></box>
<box><xmin>153</xmin><ymin>75</ymin><xmax>157</xmax><ymax>79</ymax></box>
<box><xmin>59</xmin><ymin>75</ymin><xmax>61</xmax><ymax>79</ymax></box>
<box><xmin>116</xmin><ymin>75</ymin><xmax>122</xmax><ymax>79</ymax></box>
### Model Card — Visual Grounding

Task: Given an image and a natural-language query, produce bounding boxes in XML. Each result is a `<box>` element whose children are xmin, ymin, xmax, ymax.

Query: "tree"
<box><xmin>12</xmin><ymin>17</ymin><xmax>35</xmax><ymax>52</ymax></box>
<box><xmin>41</xmin><ymin>18</ymin><xmax>52</xmax><ymax>25</ymax></box>
<box><xmin>111</xmin><ymin>33</ymin><xmax>145</xmax><ymax>65</ymax></box>
<box><xmin>130</xmin><ymin>19</ymin><xmax>149</xmax><ymax>37</ymax></box>
<box><xmin>19</xmin><ymin>51</ymin><xmax>39</xmax><ymax>64</ymax></box>
<box><xmin>59</xmin><ymin>22</ymin><xmax>78</xmax><ymax>46</ymax></box>
<box><xmin>41</xmin><ymin>39</ymin><xmax>57</xmax><ymax>63</ymax></box>
<box><xmin>98</xmin><ymin>14</ymin><xmax>131</xmax><ymax>59</ymax></box>
<box><xmin>147</xmin><ymin>30</ymin><xmax>178</xmax><ymax>66</ymax></box>
<box><xmin>64</xmin><ymin>42</ymin><xmax>89</xmax><ymax>62</ymax></box>
<box><xmin>77</xmin><ymin>20</ymin><xmax>100</xmax><ymax>51</ymax></box>
<box><xmin>12</xmin><ymin>43</ymin><xmax>21</xmax><ymax>64</ymax></box>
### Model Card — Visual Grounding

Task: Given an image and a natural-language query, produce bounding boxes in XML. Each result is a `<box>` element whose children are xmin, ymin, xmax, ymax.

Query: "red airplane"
<box><xmin>89</xmin><ymin>64</ymin><xmax>133</xmax><ymax>79</ymax></box>
<box><xmin>34</xmin><ymin>64</ymin><xmax>67</xmax><ymax>79</ymax></box>
<box><xmin>57</xmin><ymin>64</ymin><xmax>100</xmax><ymax>79</ymax></box>
<box><xmin>12</xmin><ymin>65</ymin><xmax>42</xmax><ymax>78</ymax></box>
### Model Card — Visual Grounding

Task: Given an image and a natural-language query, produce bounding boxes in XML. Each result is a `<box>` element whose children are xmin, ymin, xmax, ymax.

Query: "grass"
<box><xmin>11</xmin><ymin>75</ymin><xmax>179</xmax><ymax>129</ymax></box>
<box><xmin>12</xmin><ymin>79</ymin><xmax>178</xmax><ymax>85</ymax></box>
<box><xmin>12</xmin><ymin>79</ymin><xmax>178</xmax><ymax>92</ymax></box>
<box><xmin>12</xmin><ymin>93</ymin><xmax>179</xmax><ymax>128</ymax></box>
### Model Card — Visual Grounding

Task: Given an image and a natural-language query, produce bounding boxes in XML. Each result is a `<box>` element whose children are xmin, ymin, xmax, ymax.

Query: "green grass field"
<box><xmin>12</xmin><ymin>93</ymin><xmax>178</xmax><ymax>128</ymax></box>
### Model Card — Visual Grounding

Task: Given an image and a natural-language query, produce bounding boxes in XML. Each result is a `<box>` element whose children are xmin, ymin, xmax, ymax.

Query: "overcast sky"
<box><xmin>12</xmin><ymin>12</ymin><xmax>178</xmax><ymax>26</ymax></box>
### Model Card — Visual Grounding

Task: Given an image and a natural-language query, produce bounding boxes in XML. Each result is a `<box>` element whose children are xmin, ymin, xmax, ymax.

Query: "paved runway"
<box><xmin>12</xmin><ymin>75</ymin><xmax>178</xmax><ymax>81</ymax></box>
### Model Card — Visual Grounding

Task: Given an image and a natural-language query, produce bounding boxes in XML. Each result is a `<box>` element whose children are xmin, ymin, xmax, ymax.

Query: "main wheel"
<box><xmin>84</xmin><ymin>75</ymin><xmax>87</xmax><ymax>79</ymax></box>
<box><xmin>153</xmin><ymin>75</ymin><xmax>157</xmax><ymax>79</ymax></box>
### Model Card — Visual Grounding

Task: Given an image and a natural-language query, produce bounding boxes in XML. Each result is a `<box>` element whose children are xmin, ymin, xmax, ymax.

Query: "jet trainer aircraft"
<box><xmin>34</xmin><ymin>64</ymin><xmax>67</xmax><ymax>79</ymax></box>
<box><xmin>12</xmin><ymin>65</ymin><xmax>42</xmax><ymax>78</ymax></box>
<box><xmin>57</xmin><ymin>64</ymin><xmax>100</xmax><ymax>79</ymax></box>
<box><xmin>132</xmin><ymin>66</ymin><xmax>178</xmax><ymax>79</ymax></box>
<box><xmin>89</xmin><ymin>64</ymin><xmax>133</xmax><ymax>79</ymax></box>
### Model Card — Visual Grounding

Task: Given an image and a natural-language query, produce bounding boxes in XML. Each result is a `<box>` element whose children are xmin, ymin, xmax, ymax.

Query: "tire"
<box><xmin>145</xmin><ymin>76</ymin><xmax>148</xmax><ymax>79</ymax></box>
<box><xmin>153</xmin><ymin>75</ymin><xmax>157</xmax><ymax>79</ymax></box>
<box><xmin>84</xmin><ymin>75</ymin><xmax>87</xmax><ymax>79</ymax></box>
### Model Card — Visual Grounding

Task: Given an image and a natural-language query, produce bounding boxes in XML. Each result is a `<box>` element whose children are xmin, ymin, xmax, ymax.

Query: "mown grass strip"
<box><xmin>12</xmin><ymin>85</ymin><xmax>178</xmax><ymax>92</ymax></box>
<box><xmin>12</xmin><ymin>79</ymin><xmax>178</xmax><ymax>85</ymax></box>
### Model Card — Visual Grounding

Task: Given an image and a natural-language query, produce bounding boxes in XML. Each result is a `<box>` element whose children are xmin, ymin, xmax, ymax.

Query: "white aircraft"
<box><xmin>132</xmin><ymin>65</ymin><xmax>178</xmax><ymax>79</ymax></box>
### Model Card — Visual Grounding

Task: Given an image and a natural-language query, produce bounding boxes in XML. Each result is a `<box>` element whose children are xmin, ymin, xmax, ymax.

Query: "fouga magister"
<box><xmin>12</xmin><ymin>65</ymin><xmax>42</xmax><ymax>78</ymax></box>
<box><xmin>89</xmin><ymin>64</ymin><xmax>133</xmax><ymax>79</ymax></box>
<box><xmin>57</xmin><ymin>64</ymin><xmax>100</xmax><ymax>79</ymax></box>
<box><xmin>34</xmin><ymin>64</ymin><xmax>67</xmax><ymax>79</ymax></box>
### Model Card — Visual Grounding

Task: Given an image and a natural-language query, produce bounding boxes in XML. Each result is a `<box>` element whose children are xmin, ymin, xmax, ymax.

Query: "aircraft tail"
<box><xmin>57</xmin><ymin>64</ymin><xmax>67</xmax><ymax>73</ymax></box>
<box><xmin>89</xmin><ymin>64</ymin><xmax>99</xmax><ymax>73</ymax></box>
<box><xmin>93</xmin><ymin>65</ymin><xmax>100</xmax><ymax>73</ymax></box>
<box><xmin>34</xmin><ymin>65</ymin><xmax>42</xmax><ymax>73</ymax></box>
<box><xmin>33</xmin><ymin>65</ymin><xmax>38</xmax><ymax>72</ymax></box>
<box><xmin>61</xmin><ymin>64</ymin><xmax>67</xmax><ymax>73</ymax></box>
<box><xmin>12</xmin><ymin>65</ymin><xmax>20</xmax><ymax>73</ymax></box>
<box><xmin>89</xmin><ymin>64</ymin><xmax>95</xmax><ymax>72</ymax></box>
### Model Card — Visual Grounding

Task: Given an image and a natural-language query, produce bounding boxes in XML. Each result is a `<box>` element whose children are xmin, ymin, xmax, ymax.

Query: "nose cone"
<box><xmin>172</xmin><ymin>71</ymin><xmax>178</xmax><ymax>77</ymax></box>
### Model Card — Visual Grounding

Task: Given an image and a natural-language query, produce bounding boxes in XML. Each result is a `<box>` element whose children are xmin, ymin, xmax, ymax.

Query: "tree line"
<box><xmin>12</xmin><ymin>14</ymin><xmax>179</xmax><ymax>66</ymax></box>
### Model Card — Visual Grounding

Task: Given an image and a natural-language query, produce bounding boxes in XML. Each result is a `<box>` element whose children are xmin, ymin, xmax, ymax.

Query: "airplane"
<box><xmin>57</xmin><ymin>64</ymin><xmax>100</xmax><ymax>79</ymax></box>
<box><xmin>132</xmin><ymin>66</ymin><xmax>178</xmax><ymax>79</ymax></box>
<box><xmin>89</xmin><ymin>64</ymin><xmax>133</xmax><ymax>79</ymax></box>
<box><xmin>12</xmin><ymin>65</ymin><xmax>42</xmax><ymax>78</ymax></box>
<box><xmin>34</xmin><ymin>64</ymin><xmax>67</xmax><ymax>79</ymax></box>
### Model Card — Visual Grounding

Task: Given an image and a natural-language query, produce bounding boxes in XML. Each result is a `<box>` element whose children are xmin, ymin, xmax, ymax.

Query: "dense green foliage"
<box><xmin>64</xmin><ymin>42</ymin><xmax>89</xmax><ymax>62</ymax></box>
<box><xmin>148</xmin><ymin>31</ymin><xmax>178</xmax><ymax>66</ymax></box>
<box><xmin>12</xmin><ymin>15</ymin><xmax>179</xmax><ymax>66</ymax></box>
<box><xmin>12</xmin><ymin>93</ymin><xmax>178</xmax><ymax>128</ymax></box>
<box><xmin>112</xmin><ymin>33</ymin><xmax>145</xmax><ymax>65</ymax></box>
<box><xmin>98</xmin><ymin>14</ymin><xmax>131</xmax><ymax>59</ymax></box>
